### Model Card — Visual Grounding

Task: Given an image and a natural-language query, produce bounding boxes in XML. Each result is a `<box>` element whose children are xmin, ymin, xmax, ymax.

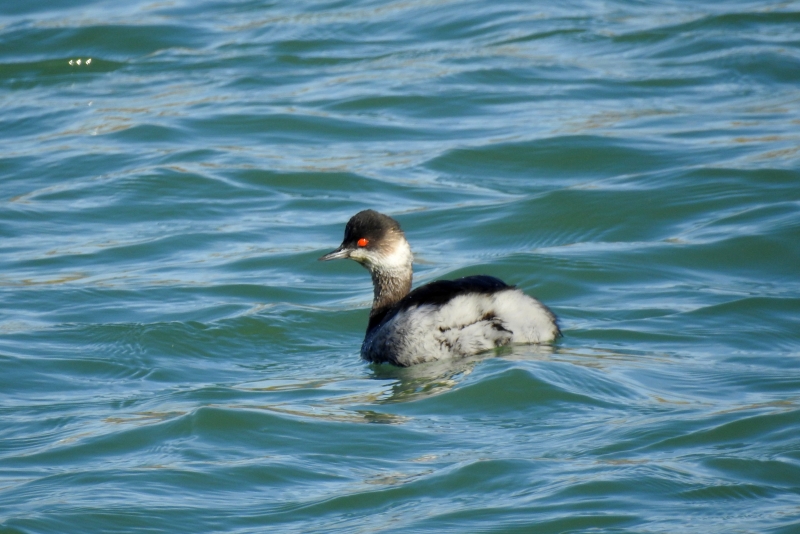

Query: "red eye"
<box><xmin>357</xmin><ymin>238</ymin><xmax>369</xmax><ymax>247</ymax></box>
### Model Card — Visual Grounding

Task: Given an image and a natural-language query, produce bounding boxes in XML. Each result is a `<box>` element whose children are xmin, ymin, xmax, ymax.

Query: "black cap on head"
<box><xmin>318</xmin><ymin>210</ymin><xmax>404</xmax><ymax>261</ymax></box>
<box><xmin>342</xmin><ymin>210</ymin><xmax>402</xmax><ymax>247</ymax></box>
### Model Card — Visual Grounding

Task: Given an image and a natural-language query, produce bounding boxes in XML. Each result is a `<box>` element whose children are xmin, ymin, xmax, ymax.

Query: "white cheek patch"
<box><xmin>373</xmin><ymin>237</ymin><xmax>413</xmax><ymax>271</ymax></box>
<box><xmin>350</xmin><ymin>248</ymin><xmax>369</xmax><ymax>262</ymax></box>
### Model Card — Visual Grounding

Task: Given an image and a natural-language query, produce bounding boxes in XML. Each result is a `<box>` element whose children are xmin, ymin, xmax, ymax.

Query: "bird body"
<box><xmin>320</xmin><ymin>210</ymin><xmax>559</xmax><ymax>366</ymax></box>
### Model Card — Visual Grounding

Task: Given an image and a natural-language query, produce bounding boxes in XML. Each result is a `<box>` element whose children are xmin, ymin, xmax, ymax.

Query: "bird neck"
<box><xmin>363</xmin><ymin>235</ymin><xmax>413</xmax><ymax>333</ymax></box>
<box><xmin>367</xmin><ymin>265</ymin><xmax>412</xmax><ymax>332</ymax></box>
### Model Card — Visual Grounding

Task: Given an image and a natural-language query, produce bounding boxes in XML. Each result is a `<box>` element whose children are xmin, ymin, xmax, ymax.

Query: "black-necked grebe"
<box><xmin>319</xmin><ymin>210</ymin><xmax>560</xmax><ymax>366</ymax></box>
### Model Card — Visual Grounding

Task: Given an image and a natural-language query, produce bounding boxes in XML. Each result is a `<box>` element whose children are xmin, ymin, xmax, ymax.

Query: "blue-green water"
<box><xmin>2</xmin><ymin>0</ymin><xmax>800</xmax><ymax>532</ymax></box>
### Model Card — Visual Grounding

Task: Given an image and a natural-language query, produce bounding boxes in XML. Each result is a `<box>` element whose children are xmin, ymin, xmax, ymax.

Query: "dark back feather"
<box><xmin>366</xmin><ymin>275</ymin><xmax>511</xmax><ymax>334</ymax></box>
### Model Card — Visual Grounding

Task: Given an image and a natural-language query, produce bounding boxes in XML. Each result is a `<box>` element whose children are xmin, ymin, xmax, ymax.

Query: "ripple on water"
<box><xmin>2</xmin><ymin>0</ymin><xmax>800</xmax><ymax>532</ymax></box>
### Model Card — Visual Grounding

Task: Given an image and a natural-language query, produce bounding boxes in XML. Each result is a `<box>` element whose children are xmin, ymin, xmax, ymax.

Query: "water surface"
<box><xmin>1</xmin><ymin>0</ymin><xmax>800</xmax><ymax>532</ymax></box>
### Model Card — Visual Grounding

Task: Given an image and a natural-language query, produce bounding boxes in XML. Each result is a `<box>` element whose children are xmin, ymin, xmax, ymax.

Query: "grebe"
<box><xmin>319</xmin><ymin>210</ymin><xmax>560</xmax><ymax>366</ymax></box>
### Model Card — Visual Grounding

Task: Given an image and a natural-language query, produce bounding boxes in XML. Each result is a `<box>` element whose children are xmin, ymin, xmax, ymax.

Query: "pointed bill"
<box><xmin>318</xmin><ymin>246</ymin><xmax>351</xmax><ymax>261</ymax></box>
